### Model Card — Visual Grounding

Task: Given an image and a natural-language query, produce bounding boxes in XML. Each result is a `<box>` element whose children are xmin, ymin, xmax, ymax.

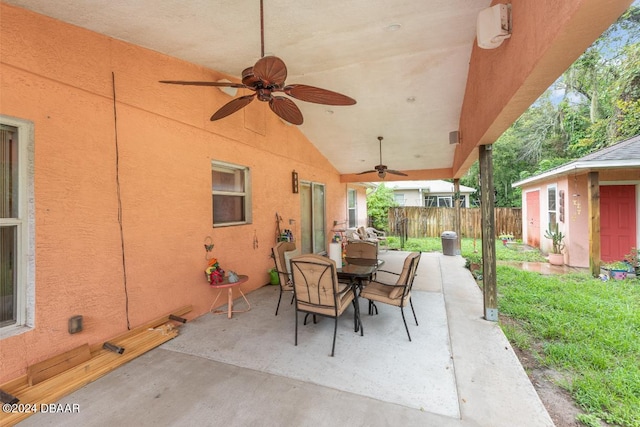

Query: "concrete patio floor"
<box><xmin>20</xmin><ymin>251</ymin><xmax>553</xmax><ymax>427</ymax></box>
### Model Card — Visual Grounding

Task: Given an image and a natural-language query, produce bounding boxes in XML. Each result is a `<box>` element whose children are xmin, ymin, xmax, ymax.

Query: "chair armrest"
<box><xmin>336</xmin><ymin>281</ymin><xmax>356</xmax><ymax>295</ymax></box>
<box><xmin>368</xmin><ymin>279</ymin><xmax>405</xmax><ymax>289</ymax></box>
<box><xmin>375</xmin><ymin>269</ymin><xmax>400</xmax><ymax>276</ymax></box>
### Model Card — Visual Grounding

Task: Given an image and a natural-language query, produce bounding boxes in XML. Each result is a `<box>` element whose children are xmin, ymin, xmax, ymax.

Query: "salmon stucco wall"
<box><xmin>0</xmin><ymin>4</ymin><xmax>348</xmax><ymax>382</ymax></box>
<box><xmin>522</xmin><ymin>177</ymin><xmax>587</xmax><ymax>267</ymax></box>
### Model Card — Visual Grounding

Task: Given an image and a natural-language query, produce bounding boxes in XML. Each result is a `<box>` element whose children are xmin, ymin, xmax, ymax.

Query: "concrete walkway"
<box><xmin>19</xmin><ymin>252</ymin><xmax>553</xmax><ymax>427</ymax></box>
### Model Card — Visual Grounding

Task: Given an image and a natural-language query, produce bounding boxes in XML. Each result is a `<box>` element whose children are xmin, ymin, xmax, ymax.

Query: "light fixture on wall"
<box><xmin>477</xmin><ymin>3</ymin><xmax>512</xmax><ymax>49</ymax></box>
<box><xmin>292</xmin><ymin>170</ymin><xmax>299</xmax><ymax>193</ymax></box>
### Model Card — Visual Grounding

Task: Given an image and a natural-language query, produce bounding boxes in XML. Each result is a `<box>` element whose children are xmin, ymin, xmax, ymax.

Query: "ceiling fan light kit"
<box><xmin>159</xmin><ymin>0</ymin><xmax>356</xmax><ymax>125</ymax></box>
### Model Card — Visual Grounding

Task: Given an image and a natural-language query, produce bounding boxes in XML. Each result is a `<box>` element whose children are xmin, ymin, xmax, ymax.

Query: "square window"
<box><xmin>211</xmin><ymin>161</ymin><xmax>251</xmax><ymax>226</ymax></box>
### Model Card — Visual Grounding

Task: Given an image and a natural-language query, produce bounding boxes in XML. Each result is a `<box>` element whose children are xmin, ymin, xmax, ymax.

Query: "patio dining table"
<box><xmin>335</xmin><ymin>262</ymin><xmax>377</xmax><ymax>334</ymax></box>
<box><xmin>337</xmin><ymin>261</ymin><xmax>379</xmax><ymax>292</ymax></box>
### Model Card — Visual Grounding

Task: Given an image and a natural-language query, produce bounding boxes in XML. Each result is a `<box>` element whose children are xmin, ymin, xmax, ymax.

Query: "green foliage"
<box><xmin>544</xmin><ymin>223</ymin><xmax>566</xmax><ymax>254</ymax></box>
<box><xmin>366</xmin><ymin>183</ymin><xmax>397</xmax><ymax>230</ymax></box>
<box><xmin>498</xmin><ymin>267</ymin><xmax>640</xmax><ymax>427</ymax></box>
<box><xmin>616</xmin><ymin>99</ymin><xmax>640</xmax><ymax>138</ymax></box>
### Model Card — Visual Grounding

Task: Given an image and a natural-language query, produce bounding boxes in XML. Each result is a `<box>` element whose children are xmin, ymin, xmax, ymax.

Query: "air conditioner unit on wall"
<box><xmin>477</xmin><ymin>3</ymin><xmax>512</xmax><ymax>49</ymax></box>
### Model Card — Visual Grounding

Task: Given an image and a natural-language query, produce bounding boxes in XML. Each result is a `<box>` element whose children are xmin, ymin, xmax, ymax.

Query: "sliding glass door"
<box><xmin>300</xmin><ymin>181</ymin><xmax>326</xmax><ymax>254</ymax></box>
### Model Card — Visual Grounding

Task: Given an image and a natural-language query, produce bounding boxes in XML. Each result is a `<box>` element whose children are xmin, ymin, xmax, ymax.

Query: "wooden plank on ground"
<box><xmin>27</xmin><ymin>344</ymin><xmax>91</xmax><ymax>386</ymax></box>
<box><xmin>0</xmin><ymin>305</ymin><xmax>191</xmax><ymax>426</ymax></box>
<box><xmin>89</xmin><ymin>305</ymin><xmax>192</xmax><ymax>354</ymax></box>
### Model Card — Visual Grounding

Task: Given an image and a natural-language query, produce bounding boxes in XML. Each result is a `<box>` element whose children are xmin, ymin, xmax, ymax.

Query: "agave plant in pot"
<box><xmin>544</xmin><ymin>224</ymin><xmax>565</xmax><ymax>266</ymax></box>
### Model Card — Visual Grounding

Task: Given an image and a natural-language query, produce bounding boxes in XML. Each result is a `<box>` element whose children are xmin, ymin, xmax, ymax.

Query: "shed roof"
<box><xmin>377</xmin><ymin>180</ymin><xmax>476</xmax><ymax>193</ymax></box>
<box><xmin>513</xmin><ymin>134</ymin><xmax>640</xmax><ymax>188</ymax></box>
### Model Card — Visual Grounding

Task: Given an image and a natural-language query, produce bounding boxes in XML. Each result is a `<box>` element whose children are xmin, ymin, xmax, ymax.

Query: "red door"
<box><xmin>526</xmin><ymin>190</ymin><xmax>540</xmax><ymax>248</ymax></box>
<box><xmin>601</xmin><ymin>185</ymin><xmax>636</xmax><ymax>262</ymax></box>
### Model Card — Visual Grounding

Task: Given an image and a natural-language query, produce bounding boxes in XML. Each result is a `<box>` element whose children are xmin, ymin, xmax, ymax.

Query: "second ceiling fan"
<box><xmin>159</xmin><ymin>0</ymin><xmax>356</xmax><ymax>125</ymax></box>
<box><xmin>357</xmin><ymin>136</ymin><xmax>408</xmax><ymax>179</ymax></box>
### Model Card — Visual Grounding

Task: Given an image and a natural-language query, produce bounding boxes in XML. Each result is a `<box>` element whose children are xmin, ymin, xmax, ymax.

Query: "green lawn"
<box><xmin>385</xmin><ymin>236</ymin><xmax>639</xmax><ymax>427</ymax></box>
<box><xmin>385</xmin><ymin>235</ymin><xmax>548</xmax><ymax>262</ymax></box>
<box><xmin>498</xmin><ymin>268</ymin><xmax>640</xmax><ymax>427</ymax></box>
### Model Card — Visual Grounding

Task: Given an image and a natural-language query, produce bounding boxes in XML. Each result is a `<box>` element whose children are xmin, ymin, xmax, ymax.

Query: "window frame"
<box><xmin>0</xmin><ymin>115</ymin><xmax>35</xmax><ymax>337</ymax></box>
<box><xmin>425</xmin><ymin>195</ymin><xmax>453</xmax><ymax>207</ymax></box>
<box><xmin>547</xmin><ymin>184</ymin><xmax>557</xmax><ymax>228</ymax></box>
<box><xmin>211</xmin><ymin>160</ymin><xmax>252</xmax><ymax>227</ymax></box>
<box><xmin>438</xmin><ymin>196</ymin><xmax>453</xmax><ymax>207</ymax></box>
<box><xmin>347</xmin><ymin>188</ymin><xmax>357</xmax><ymax>228</ymax></box>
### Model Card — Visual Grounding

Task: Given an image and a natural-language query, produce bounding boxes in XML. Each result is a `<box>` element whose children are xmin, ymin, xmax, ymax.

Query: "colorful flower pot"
<box><xmin>610</xmin><ymin>269</ymin><xmax>627</xmax><ymax>280</ymax></box>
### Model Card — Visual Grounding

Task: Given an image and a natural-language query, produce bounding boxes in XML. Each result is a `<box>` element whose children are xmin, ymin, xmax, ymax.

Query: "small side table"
<box><xmin>209</xmin><ymin>275</ymin><xmax>250</xmax><ymax>319</ymax></box>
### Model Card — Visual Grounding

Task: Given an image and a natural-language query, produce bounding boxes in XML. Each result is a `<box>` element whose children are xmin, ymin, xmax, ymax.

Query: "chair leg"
<box><xmin>331</xmin><ymin>316</ymin><xmax>338</xmax><ymax>357</ymax></box>
<box><xmin>409</xmin><ymin>297</ymin><xmax>418</xmax><ymax>326</ymax></box>
<box><xmin>368</xmin><ymin>300</ymin><xmax>378</xmax><ymax>315</ymax></box>
<box><xmin>400</xmin><ymin>306</ymin><xmax>412</xmax><ymax>342</ymax></box>
<box><xmin>303</xmin><ymin>313</ymin><xmax>317</xmax><ymax>325</ymax></box>
<box><xmin>295</xmin><ymin>310</ymin><xmax>299</xmax><ymax>346</ymax></box>
<box><xmin>275</xmin><ymin>288</ymin><xmax>283</xmax><ymax>316</ymax></box>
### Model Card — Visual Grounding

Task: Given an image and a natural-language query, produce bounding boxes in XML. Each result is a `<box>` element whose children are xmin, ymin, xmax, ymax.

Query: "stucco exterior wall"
<box><xmin>522</xmin><ymin>176</ymin><xmax>589</xmax><ymax>267</ymax></box>
<box><xmin>0</xmin><ymin>4</ymin><xmax>347</xmax><ymax>382</ymax></box>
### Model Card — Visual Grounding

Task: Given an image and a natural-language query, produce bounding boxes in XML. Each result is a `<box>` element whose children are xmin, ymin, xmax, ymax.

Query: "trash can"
<box><xmin>441</xmin><ymin>231</ymin><xmax>458</xmax><ymax>256</ymax></box>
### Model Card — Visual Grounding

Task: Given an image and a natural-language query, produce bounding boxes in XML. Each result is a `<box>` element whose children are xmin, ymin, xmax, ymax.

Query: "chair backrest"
<box><xmin>290</xmin><ymin>254</ymin><xmax>340</xmax><ymax>310</ymax></box>
<box><xmin>389</xmin><ymin>252</ymin><xmax>421</xmax><ymax>299</ymax></box>
<box><xmin>272</xmin><ymin>241</ymin><xmax>296</xmax><ymax>286</ymax></box>
<box><xmin>357</xmin><ymin>226</ymin><xmax>367</xmax><ymax>240</ymax></box>
<box><xmin>345</xmin><ymin>241</ymin><xmax>377</xmax><ymax>260</ymax></box>
<box><xmin>406</xmin><ymin>252</ymin><xmax>422</xmax><ymax>290</ymax></box>
<box><xmin>345</xmin><ymin>227</ymin><xmax>360</xmax><ymax>241</ymax></box>
<box><xmin>365</xmin><ymin>227</ymin><xmax>385</xmax><ymax>238</ymax></box>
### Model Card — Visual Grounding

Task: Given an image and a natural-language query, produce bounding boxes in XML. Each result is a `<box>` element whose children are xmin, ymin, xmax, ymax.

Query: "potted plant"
<box><xmin>544</xmin><ymin>224</ymin><xmax>565</xmax><ymax>266</ymax></box>
<box><xmin>601</xmin><ymin>261</ymin><xmax>629</xmax><ymax>280</ymax></box>
<box><xmin>499</xmin><ymin>233</ymin><xmax>514</xmax><ymax>247</ymax></box>
<box><xmin>623</xmin><ymin>247</ymin><xmax>639</xmax><ymax>276</ymax></box>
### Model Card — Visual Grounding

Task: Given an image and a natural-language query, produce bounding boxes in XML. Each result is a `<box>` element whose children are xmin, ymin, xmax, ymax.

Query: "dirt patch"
<box><xmin>512</xmin><ymin>346</ymin><xmax>584</xmax><ymax>426</ymax></box>
<box><xmin>501</xmin><ymin>316</ymin><xmax>585</xmax><ymax>427</ymax></box>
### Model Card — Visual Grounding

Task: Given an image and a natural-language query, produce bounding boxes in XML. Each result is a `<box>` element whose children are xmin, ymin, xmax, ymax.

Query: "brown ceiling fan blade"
<box><xmin>387</xmin><ymin>170</ymin><xmax>408</xmax><ymax>176</ymax></box>
<box><xmin>253</xmin><ymin>56</ymin><xmax>287</xmax><ymax>87</ymax></box>
<box><xmin>269</xmin><ymin>96</ymin><xmax>303</xmax><ymax>125</ymax></box>
<box><xmin>356</xmin><ymin>170</ymin><xmax>377</xmax><ymax>175</ymax></box>
<box><xmin>210</xmin><ymin>94</ymin><xmax>256</xmax><ymax>121</ymax></box>
<box><xmin>282</xmin><ymin>84</ymin><xmax>356</xmax><ymax>105</ymax></box>
<box><xmin>160</xmin><ymin>80</ymin><xmax>247</xmax><ymax>88</ymax></box>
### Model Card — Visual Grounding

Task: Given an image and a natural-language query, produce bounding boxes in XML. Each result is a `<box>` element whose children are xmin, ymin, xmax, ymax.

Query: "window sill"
<box><xmin>0</xmin><ymin>324</ymin><xmax>34</xmax><ymax>340</ymax></box>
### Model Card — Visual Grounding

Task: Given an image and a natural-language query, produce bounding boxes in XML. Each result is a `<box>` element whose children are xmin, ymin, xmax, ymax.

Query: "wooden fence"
<box><xmin>386</xmin><ymin>207</ymin><xmax>522</xmax><ymax>239</ymax></box>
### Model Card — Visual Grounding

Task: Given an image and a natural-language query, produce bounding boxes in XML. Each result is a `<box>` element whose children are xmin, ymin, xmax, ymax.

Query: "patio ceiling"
<box><xmin>3</xmin><ymin>0</ymin><xmax>632</xmax><ymax>180</ymax></box>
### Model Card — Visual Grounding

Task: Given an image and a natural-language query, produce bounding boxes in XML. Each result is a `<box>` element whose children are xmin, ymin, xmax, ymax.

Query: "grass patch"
<box><xmin>497</xmin><ymin>266</ymin><xmax>640</xmax><ymax>427</ymax></box>
<box><xmin>386</xmin><ymin>236</ymin><xmax>547</xmax><ymax>263</ymax></box>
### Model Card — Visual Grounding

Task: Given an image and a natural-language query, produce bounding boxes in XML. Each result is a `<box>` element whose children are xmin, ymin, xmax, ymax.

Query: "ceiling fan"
<box><xmin>159</xmin><ymin>0</ymin><xmax>356</xmax><ymax>125</ymax></box>
<box><xmin>357</xmin><ymin>136</ymin><xmax>408</xmax><ymax>179</ymax></box>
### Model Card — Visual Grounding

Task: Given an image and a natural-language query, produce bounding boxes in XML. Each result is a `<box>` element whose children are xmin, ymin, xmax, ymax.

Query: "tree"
<box><xmin>366</xmin><ymin>183</ymin><xmax>397</xmax><ymax>230</ymax></box>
